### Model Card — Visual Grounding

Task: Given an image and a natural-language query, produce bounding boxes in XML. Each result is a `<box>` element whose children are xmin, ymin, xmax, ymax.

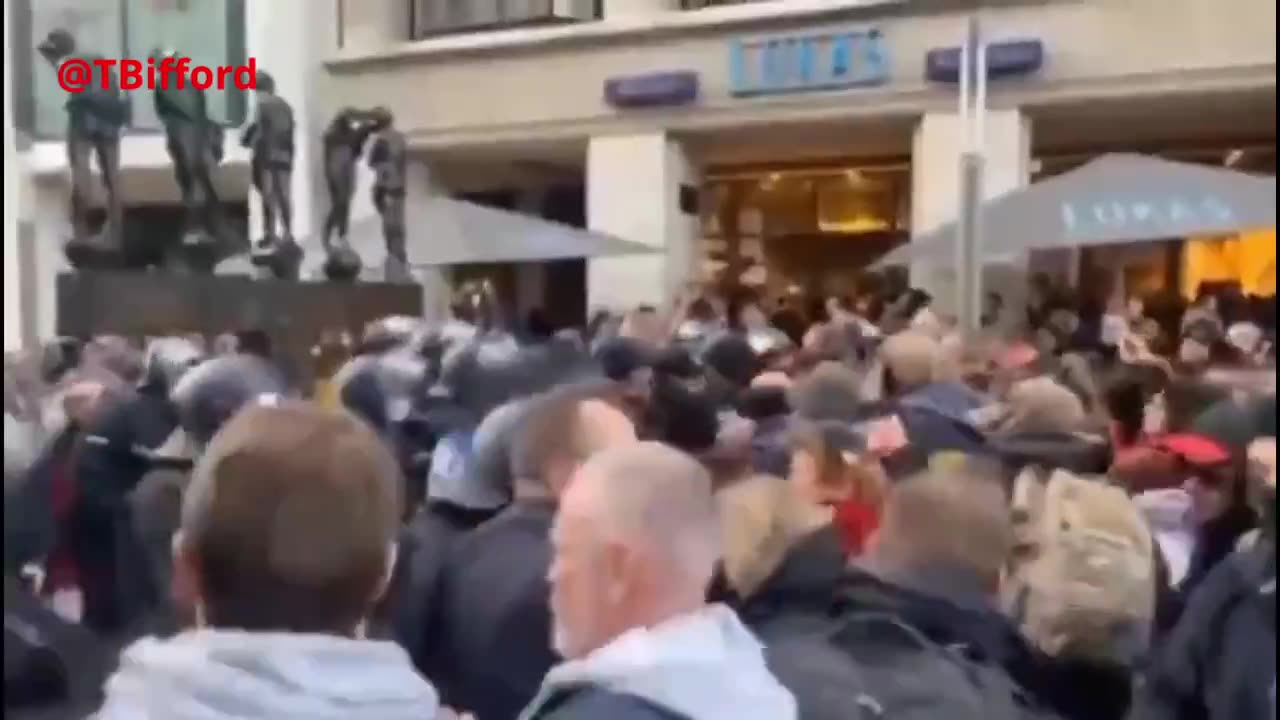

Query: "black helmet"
<box><xmin>171</xmin><ymin>355</ymin><xmax>288</xmax><ymax>446</ymax></box>
<box><xmin>332</xmin><ymin>350</ymin><xmax>428</xmax><ymax>433</ymax></box>
<box><xmin>141</xmin><ymin>337</ymin><xmax>204</xmax><ymax>394</ymax></box>
<box><xmin>39</xmin><ymin>337</ymin><xmax>83</xmax><ymax>385</ymax></box>
<box><xmin>359</xmin><ymin>316</ymin><xmax>422</xmax><ymax>356</ymax></box>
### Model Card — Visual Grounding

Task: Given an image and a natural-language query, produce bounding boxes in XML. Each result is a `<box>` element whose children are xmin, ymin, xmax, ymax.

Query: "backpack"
<box><xmin>831</xmin><ymin>612</ymin><xmax>1056</xmax><ymax>720</ymax></box>
<box><xmin>1002</xmin><ymin>468</ymin><xmax>1156</xmax><ymax>667</ymax></box>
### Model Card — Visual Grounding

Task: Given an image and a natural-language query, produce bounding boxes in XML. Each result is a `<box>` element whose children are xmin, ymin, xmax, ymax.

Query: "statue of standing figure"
<box><xmin>367</xmin><ymin>107</ymin><xmax>410</xmax><ymax>283</ymax></box>
<box><xmin>37</xmin><ymin>30</ymin><xmax>128</xmax><ymax>269</ymax></box>
<box><xmin>152</xmin><ymin>48</ymin><xmax>229</xmax><ymax>272</ymax></box>
<box><xmin>321</xmin><ymin>107</ymin><xmax>378</xmax><ymax>282</ymax></box>
<box><xmin>240</xmin><ymin>70</ymin><xmax>301</xmax><ymax>280</ymax></box>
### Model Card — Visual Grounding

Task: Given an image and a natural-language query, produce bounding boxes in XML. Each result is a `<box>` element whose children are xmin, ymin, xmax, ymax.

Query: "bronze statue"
<box><xmin>152</xmin><ymin>48</ymin><xmax>229</xmax><ymax>271</ymax></box>
<box><xmin>37</xmin><ymin>30</ymin><xmax>127</xmax><ymax>268</ymax></box>
<box><xmin>321</xmin><ymin>107</ymin><xmax>377</xmax><ymax>282</ymax></box>
<box><xmin>367</xmin><ymin>107</ymin><xmax>409</xmax><ymax>282</ymax></box>
<box><xmin>240</xmin><ymin>70</ymin><xmax>300</xmax><ymax>280</ymax></box>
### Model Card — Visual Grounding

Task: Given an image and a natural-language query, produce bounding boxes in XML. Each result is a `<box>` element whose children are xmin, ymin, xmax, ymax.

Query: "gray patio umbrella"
<box><xmin>876</xmin><ymin>153</ymin><xmax>1277</xmax><ymax>267</ymax></box>
<box><xmin>392</xmin><ymin>196</ymin><xmax>657</xmax><ymax>266</ymax></box>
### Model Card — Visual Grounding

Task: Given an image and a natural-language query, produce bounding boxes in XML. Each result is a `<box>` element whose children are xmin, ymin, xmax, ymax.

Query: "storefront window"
<box><xmin>24</xmin><ymin>0</ymin><xmax>126</xmax><ymax>138</ymax></box>
<box><xmin>12</xmin><ymin>0</ymin><xmax>245</xmax><ymax>138</ymax></box>
<box><xmin>123</xmin><ymin>0</ymin><xmax>247</xmax><ymax>130</ymax></box>
<box><xmin>411</xmin><ymin>0</ymin><xmax>599</xmax><ymax>39</ymax></box>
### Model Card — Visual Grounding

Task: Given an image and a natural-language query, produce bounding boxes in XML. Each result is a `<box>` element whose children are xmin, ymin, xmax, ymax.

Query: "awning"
<box><xmin>358</xmin><ymin>196</ymin><xmax>659</xmax><ymax>267</ymax></box>
<box><xmin>876</xmin><ymin>153</ymin><xmax>1278</xmax><ymax>267</ymax></box>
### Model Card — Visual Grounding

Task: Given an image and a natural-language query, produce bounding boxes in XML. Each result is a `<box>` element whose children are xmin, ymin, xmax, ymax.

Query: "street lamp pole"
<box><xmin>956</xmin><ymin>15</ymin><xmax>987</xmax><ymax>335</ymax></box>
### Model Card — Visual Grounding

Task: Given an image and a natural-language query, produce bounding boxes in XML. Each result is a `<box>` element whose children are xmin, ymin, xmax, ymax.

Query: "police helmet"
<box><xmin>141</xmin><ymin>337</ymin><xmax>205</xmax><ymax>394</ymax></box>
<box><xmin>171</xmin><ymin>355</ymin><xmax>288</xmax><ymax>446</ymax></box>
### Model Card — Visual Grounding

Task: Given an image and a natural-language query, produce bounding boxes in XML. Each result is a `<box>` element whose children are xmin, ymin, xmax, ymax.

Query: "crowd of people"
<box><xmin>3</xmin><ymin>275</ymin><xmax>1276</xmax><ymax>720</ymax></box>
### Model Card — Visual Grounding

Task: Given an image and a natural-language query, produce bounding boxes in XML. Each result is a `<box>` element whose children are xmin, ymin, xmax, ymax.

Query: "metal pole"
<box><xmin>956</xmin><ymin>16</ymin><xmax>986</xmax><ymax>335</ymax></box>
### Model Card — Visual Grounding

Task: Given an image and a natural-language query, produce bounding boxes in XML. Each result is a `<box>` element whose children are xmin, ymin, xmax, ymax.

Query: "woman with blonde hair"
<box><xmin>787</xmin><ymin>419</ymin><xmax>888</xmax><ymax>557</ymax></box>
<box><xmin>713</xmin><ymin>474</ymin><xmax>871</xmax><ymax>720</ymax></box>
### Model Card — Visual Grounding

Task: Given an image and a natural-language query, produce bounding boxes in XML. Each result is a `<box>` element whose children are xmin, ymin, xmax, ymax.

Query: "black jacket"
<box><xmin>527</xmin><ymin>687</ymin><xmax>690</xmax><ymax>720</ymax></box>
<box><xmin>988</xmin><ymin>431</ymin><xmax>1112</xmax><ymax>477</ymax></box>
<box><xmin>5</xmin><ymin>428</ymin><xmax>78</xmax><ymax>573</ymax></box>
<box><xmin>738</xmin><ymin>527</ymin><xmax>875</xmax><ymax>720</ymax></box>
<box><xmin>385</xmin><ymin>501</ymin><xmax>489</xmax><ymax>672</ymax></box>
<box><xmin>74</xmin><ymin>388</ymin><xmax>178</xmax><ymax>513</ymax></box>
<box><xmin>837</xmin><ymin>566</ymin><xmax>1126</xmax><ymax>720</ymax></box>
<box><xmin>427</xmin><ymin>500</ymin><xmax>559</xmax><ymax>720</ymax></box>
<box><xmin>70</xmin><ymin>389</ymin><xmax>177</xmax><ymax>634</ymax></box>
<box><xmin>4</xmin><ymin>578</ymin><xmax>115</xmax><ymax>720</ymax></box>
<box><xmin>1136</xmin><ymin>538</ymin><xmax>1276</xmax><ymax>720</ymax></box>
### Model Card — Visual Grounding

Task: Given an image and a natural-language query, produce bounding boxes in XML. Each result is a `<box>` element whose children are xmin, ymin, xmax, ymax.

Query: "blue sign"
<box><xmin>1061</xmin><ymin>196</ymin><xmax>1238</xmax><ymax>237</ymax></box>
<box><xmin>729</xmin><ymin>29</ymin><xmax>889</xmax><ymax>97</ymax></box>
<box><xmin>926</xmin><ymin>39</ymin><xmax>1044</xmax><ymax>84</ymax></box>
<box><xmin>605</xmin><ymin>71</ymin><xmax>700</xmax><ymax>109</ymax></box>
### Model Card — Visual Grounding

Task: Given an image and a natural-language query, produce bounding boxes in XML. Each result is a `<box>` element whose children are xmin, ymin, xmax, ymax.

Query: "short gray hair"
<box><xmin>578</xmin><ymin>442</ymin><xmax>721</xmax><ymax>588</ymax></box>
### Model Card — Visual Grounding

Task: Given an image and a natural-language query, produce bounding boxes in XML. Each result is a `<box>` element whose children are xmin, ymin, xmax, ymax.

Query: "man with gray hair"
<box><xmin>521</xmin><ymin>442</ymin><xmax>796</xmax><ymax>720</ymax></box>
<box><xmin>427</xmin><ymin>385</ymin><xmax>637</xmax><ymax>720</ymax></box>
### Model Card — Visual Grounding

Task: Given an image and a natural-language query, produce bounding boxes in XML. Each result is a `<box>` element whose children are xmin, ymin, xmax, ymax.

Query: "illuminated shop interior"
<box><xmin>698</xmin><ymin>143</ymin><xmax>1276</xmax><ymax>303</ymax></box>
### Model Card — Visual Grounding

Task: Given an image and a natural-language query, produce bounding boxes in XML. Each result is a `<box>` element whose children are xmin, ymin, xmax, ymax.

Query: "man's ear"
<box><xmin>171</xmin><ymin>532</ymin><xmax>203</xmax><ymax>627</ymax></box>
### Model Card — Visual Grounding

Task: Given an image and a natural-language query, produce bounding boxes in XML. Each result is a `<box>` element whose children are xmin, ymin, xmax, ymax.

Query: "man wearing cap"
<box><xmin>1136</xmin><ymin>435</ymin><xmax>1275</xmax><ymax>720</ymax></box>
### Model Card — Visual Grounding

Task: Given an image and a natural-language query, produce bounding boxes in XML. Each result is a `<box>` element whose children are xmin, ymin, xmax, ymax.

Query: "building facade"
<box><xmin>327</xmin><ymin>0</ymin><xmax>1276</xmax><ymax>312</ymax></box>
<box><xmin>6</xmin><ymin>0</ymin><xmax>1276</xmax><ymax>349</ymax></box>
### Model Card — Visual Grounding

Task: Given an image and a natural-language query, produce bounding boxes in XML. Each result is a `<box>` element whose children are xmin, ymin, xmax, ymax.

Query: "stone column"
<box><xmin>910</xmin><ymin>109</ymin><xmax>1032</xmax><ymax>320</ymax></box>
<box><xmin>4</xmin><ymin>0</ymin><xmax>24</xmax><ymax>350</ymax></box>
<box><xmin>31</xmin><ymin>181</ymin><xmax>72</xmax><ymax>343</ymax></box>
<box><xmin>586</xmin><ymin>132</ymin><xmax>699</xmax><ymax>312</ymax></box>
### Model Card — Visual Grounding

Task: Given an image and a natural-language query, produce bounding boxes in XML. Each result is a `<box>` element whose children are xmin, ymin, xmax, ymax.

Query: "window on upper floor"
<box><xmin>410</xmin><ymin>0</ymin><xmax>601</xmax><ymax>39</ymax></box>
<box><xmin>10</xmin><ymin>0</ymin><xmax>247</xmax><ymax>139</ymax></box>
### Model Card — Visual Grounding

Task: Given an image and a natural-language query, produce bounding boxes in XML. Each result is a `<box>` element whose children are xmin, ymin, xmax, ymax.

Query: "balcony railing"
<box><xmin>10</xmin><ymin>0</ymin><xmax>247</xmax><ymax>140</ymax></box>
<box><xmin>411</xmin><ymin>0</ymin><xmax>602</xmax><ymax>39</ymax></box>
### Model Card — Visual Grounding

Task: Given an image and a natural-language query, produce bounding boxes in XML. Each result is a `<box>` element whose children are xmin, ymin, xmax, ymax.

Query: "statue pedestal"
<box><xmin>56</xmin><ymin>270</ymin><xmax>423</xmax><ymax>388</ymax></box>
<box><xmin>249</xmin><ymin>235</ymin><xmax>304</xmax><ymax>280</ymax></box>
<box><xmin>64</xmin><ymin>233</ymin><xmax>123</xmax><ymax>270</ymax></box>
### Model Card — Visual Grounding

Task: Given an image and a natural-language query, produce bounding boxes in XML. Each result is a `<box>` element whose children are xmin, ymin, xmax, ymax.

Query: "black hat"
<box><xmin>171</xmin><ymin>355</ymin><xmax>288</xmax><ymax>445</ymax></box>
<box><xmin>594</xmin><ymin>337</ymin><xmax>658</xmax><ymax>382</ymax></box>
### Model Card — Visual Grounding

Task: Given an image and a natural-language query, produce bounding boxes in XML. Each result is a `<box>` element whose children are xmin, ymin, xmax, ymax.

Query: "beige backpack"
<box><xmin>1002</xmin><ymin>468</ymin><xmax>1157</xmax><ymax>667</ymax></box>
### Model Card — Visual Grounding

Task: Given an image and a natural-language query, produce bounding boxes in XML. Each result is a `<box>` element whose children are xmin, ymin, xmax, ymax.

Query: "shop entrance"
<box><xmin>691</xmin><ymin>117</ymin><xmax>916</xmax><ymax>308</ymax></box>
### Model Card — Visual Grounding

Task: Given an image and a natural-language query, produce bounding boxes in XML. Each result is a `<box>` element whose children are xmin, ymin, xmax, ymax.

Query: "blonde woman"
<box><xmin>714</xmin><ymin>475</ymin><xmax>871</xmax><ymax>720</ymax></box>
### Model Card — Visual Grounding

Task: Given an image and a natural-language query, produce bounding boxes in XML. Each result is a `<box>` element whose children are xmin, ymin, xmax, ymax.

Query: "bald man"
<box><xmin>521</xmin><ymin>443</ymin><xmax>796</xmax><ymax>720</ymax></box>
<box><xmin>426</xmin><ymin>384</ymin><xmax>637</xmax><ymax>720</ymax></box>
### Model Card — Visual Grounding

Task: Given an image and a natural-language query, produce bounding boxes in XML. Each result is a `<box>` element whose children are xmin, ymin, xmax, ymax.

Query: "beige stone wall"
<box><xmin>322</xmin><ymin>0</ymin><xmax>1276</xmax><ymax>150</ymax></box>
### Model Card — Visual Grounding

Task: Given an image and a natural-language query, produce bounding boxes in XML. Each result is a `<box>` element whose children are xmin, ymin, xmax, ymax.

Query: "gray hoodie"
<box><xmin>519</xmin><ymin>604</ymin><xmax>797</xmax><ymax>720</ymax></box>
<box><xmin>95</xmin><ymin>630</ymin><xmax>441</xmax><ymax>720</ymax></box>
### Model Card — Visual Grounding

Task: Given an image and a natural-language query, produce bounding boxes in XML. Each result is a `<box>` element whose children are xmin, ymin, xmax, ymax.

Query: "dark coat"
<box><xmin>527</xmin><ymin>687</ymin><xmax>690</xmax><ymax>720</ymax></box>
<box><xmin>427</xmin><ymin>500</ymin><xmax>559</xmax><ymax>720</ymax></box>
<box><xmin>119</xmin><ymin>462</ymin><xmax>192</xmax><ymax>639</ymax></box>
<box><xmin>738</xmin><ymin>527</ymin><xmax>874</xmax><ymax>720</ymax></box>
<box><xmin>837</xmin><ymin>566</ymin><xmax>1125</xmax><ymax>720</ymax></box>
<box><xmin>4</xmin><ymin>578</ymin><xmax>115</xmax><ymax>720</ymax></box>
<box><xmin>988</xmin><ymin>431</ymin><xmax>1112</xmax><ymax>477</ymax></box>
<box><xmin>384</xmin><ymin>501</ymin><xmax>490</xmax><ymax>672</ymax></box>
<box><xmin>71</xmin><ymin>389</ymin><xmax>177</xmax><ymax>633</ymax></box>
<box><xmin>5</xmin><ymin>428</ymin><xmax>78</xmax><ymax>574</ymax></box>
<box><xmin>1136</xmin><ymin>538</ymin><xmax>1276</xmax><ymax>720</ymax></box>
